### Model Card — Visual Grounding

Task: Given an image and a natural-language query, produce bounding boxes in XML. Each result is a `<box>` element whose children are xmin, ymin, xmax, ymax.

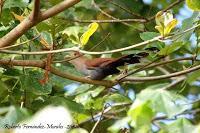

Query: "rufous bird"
<box><xmin>66</xmin><ymin>51</ymin><xmax>149</xmax><ymax>80</ymax></box>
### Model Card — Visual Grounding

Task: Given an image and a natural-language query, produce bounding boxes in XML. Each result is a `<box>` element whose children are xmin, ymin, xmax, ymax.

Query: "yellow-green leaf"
<box><xmin>155</xmin><ymin>25</ymin><xmax>164</xmax><ymax>36</ymax></box>
<box><xmin>186</xmin><ymin>0</ymin><xmax>200</xmax><ymax>11</ymax></box>
<box><xmin>164</xmin><ymin>19</ymin><xmax>178</xmax><ymax>36</ymax></box>
<box><xmin>155</xmin><ymin>11</ymin><xmax>178</xmax><ymax>37</ymax></box>
<box><xmin>80</xmin><ymin>22</ymin><xmax>99</xmax><ymax>47</ymax></box>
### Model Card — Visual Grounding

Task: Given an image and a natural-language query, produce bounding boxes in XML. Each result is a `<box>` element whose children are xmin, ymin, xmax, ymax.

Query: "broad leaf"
<box><xmin>186</xmin><ymin>0</ymin><xmax>200</xmax><ymax>11</ymax></box>
<box><xmin>158</xmin><ymin>42</ymin><xmax>184</xmax><ymax>56</ymax></box>
<box><xmin>134</xmin><ymin>87</ymin><xmax>190</xmax><ymax>117</ymax></box>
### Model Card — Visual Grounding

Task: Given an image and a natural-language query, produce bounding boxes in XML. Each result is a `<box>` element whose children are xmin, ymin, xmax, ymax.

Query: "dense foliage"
<box><xmin>0</xmin><ymin>0</ymin><xmax>200</xmax><ymax>133</ymax></box>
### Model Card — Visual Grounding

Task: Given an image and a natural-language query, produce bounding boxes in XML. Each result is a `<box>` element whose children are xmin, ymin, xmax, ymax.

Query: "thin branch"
<box><xmin>162</xmin><ymin>76</ymin><xmax>186</xmax><ymax>90</ymax></box>
<box><xmin>0</xmin><ymin>0</ymin><xmax>81</xmax><ymax>48</ymax></box>
<box><xmin>117</xmin><ymin>56</ymin><xmax>164</xmax><ymax>81</ymax></box>
<box><xmin>30</xmin><ymin>0</ymin><xmax>40</xmax><ymax>21</ymax></box>
<box><xmin>90</xmin><ymin>106</ymin><xmax>106</xmax><ymax>133</ymax></box>
<box><xmin>66</xmin><ymin>18</ymin><xmax>147</xmax><ymax>23</ymax></box>
<box><xmin>107</xmin><ymin>0</ymin><xmax>146</xmax><ymax>19</ymax></box>
<box><xmin>0</xmin><ymin>23</ymin><xmax>199</xmax><ymax>55</ymax></box>
<box><xmin>0</xmin><ymin>34</ymin><xmax>41</xmax><ymax>50</ymax></box>
<box><xmin>148</xmin><ymin>0</ymin><xmax>184</xmax><ymax>21</ymax></box>
<box><xmin>121</xmin><ymin>64</ymin><xmax>200</xmax><ymax>82</ymax></box>
<box><xmin>92</xmin><ymin>0</ymin><xmax>134</xmax><ymax>27</ymax></box>
<box><xmin>79</xmin><ymin>103</ymin><xmax>131</xmax><ymax>126</ymax></box>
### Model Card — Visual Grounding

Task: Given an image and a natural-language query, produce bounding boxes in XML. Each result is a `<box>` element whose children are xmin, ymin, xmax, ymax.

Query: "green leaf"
<box><xmin>140</xmin><ymin>32</ymin><xmax>160</xmax><ymax>41</ymax></box>
<box><xmin>20</xmin><ymin>71</ymin><xmax>52</xmax><ymax>95</ymax></box>
<box><xmin>187</xmin><ymin>70</ymin><xmax>200</xmax><ymax>84</ymax></box>
<box><xmin>134</xmin><ymin>87</ymin><xmax>190</xmax><ymax>117</ymax></box>
<box><xmin>74</xmin><ymin>86</ymin><xmax>104</xmax><ymax>109</ymax></box>
<box><xmin>62</xmin><ymin>26</ymin><xmax>86</xmax><ymax>45</ymax></box>
<box><xmin>176</xmin><ymin>12</ymin><xmax>200</xmax><ymax>42</ymax></box>
<box><xmin>186</xmin><ymin>0</ymin><xmax>200</xmax><ymax>11</ymax></box>
<box><xmin>108</xmin><ymin>117</ymin><xmax>131</xmax><ymax>133</ymax></box>
<box><xmin>105</xmin><ymin>93</ymin><xmax>132</xmax><ymax>103</ymax></box>
<box><xmin>128</xmin><ymin>101</ymin><xmax>154</xmax><ymax>129</ymax></box>
<box><xmin>3</xmin><ymin>0</ymin><xmax>28</xmax><ymax>8</ymax></box>
<box><xmin>69</xmin><ymin>128</ymin><xmax>89</xmax><ymax>133</ymax></box>
<box><xmin>158</xmin><ymin>42</ymin><xmax>184</xmax><ymax>56</ymax></box>
<box><xmin>159</xmin><ymin>118</ymin><xmax>195</xmax><ymax>133</ymax></box>
<box><xmin>0</xmin><ymin>80</ymin><xmax>9</xmax><ymax>102</ymax></box>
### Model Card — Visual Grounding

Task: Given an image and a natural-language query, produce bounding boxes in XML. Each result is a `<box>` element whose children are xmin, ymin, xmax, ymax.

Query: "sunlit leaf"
<box><xmin>133</xmin><ymin>87</ymin><xmax>190</xmax><ymax>117</ymax></box>
<box><xmin>158</xmin><ymin>42</ymin><xmax>184</xmax><ymax>56</ymax></box>
<box><xmin>155</xmin><ymin>11</ymin><xmax>178</xmax><ymax>36</ymax></box>
<box><xmin>186</xmin><ymin>0</ymin><xmax>200</xmax><ymax>11</ymax></box>
<box><xmin>80</xmin><ymin>22</ymin><xmax>99</xmax><ymax>46</ymax></box>
<box><xmin>128</xmin><ymin>101</ymin><xmax>154</xmax><ymax>130</ymax></box>
<box><xmin>159</xmin><ymin>118</ymin><xmax>195</xmax><ymax>133</ymax></box>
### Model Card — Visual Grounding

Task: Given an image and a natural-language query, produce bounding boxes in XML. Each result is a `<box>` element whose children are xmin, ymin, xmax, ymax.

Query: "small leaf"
<box><xmin>186</xmin><ymin>0</ymin><xmax>200</xmax><ymax>11</ymax></box>
<box><xmin>158</xmin><ymin>42</ymin><xmax>184</xmax><ymax>56</ymax></box>
<box><xmin>105</xmin><ymin>93</ymin><xmax>132</xmax><ymax>103</ymax></box>
<box><xmin>80</xmin><ymin>22</ymin><xmax>99</xmax><ymax>46</ymax></box>
<box><xmin>140</xmin><ymin>32</ymin><xmax>160</xmax><ymax>41</ymax></box>
<box><xmin>11</xmin><ymin>12</ymin><xmax>24</xmax><ymax>22</ymax></box>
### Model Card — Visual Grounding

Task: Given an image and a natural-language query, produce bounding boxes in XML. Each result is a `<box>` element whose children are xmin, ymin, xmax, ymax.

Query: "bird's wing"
<box><xmin>85</xmin><ymin>58</ymin><xmax>115</xmax><ymax>68</ymax></box>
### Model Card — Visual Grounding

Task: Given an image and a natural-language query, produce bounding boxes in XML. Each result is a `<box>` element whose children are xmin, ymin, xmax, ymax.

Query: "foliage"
<box><xmin>0</xmin><ymin>0</ymin><xmax>200</xmax><ymax>133</ymax></box>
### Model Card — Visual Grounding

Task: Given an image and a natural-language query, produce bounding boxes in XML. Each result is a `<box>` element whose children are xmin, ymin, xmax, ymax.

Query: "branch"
<box><xmin>107</xmin><ymin>0</ymin><xmax>146</xmax><ymax>19</ymax></box>
<box><xmin>162</xmin><ymin>76</ymin><xmax>186</xmax><ymax>90</ymax></box>
<box><xmin>121</xmin><ymin>64</ymin><xmax>200</xmax><ymax>82</ymax></box>
<box><xmin>0</xmin><ymin>59</ymin><xmax>115</xmax><ymax>87</ymax></box>
<box><xmin>79</xmin><ymin>103</ymin><xmax>131</xmax><ymax>126</ymax></box>
<box><xmin>30</xmin><ymin>0</ymin><xmax>41</xmax><ymax>21</ymax></box>
<box><xmin>0</xmin><ymin>23</ymin><xmax>199</xmax><ymax>55</ymax></box>
<box><xmin>65</xmin><ymin>18</ymin><xmax>147</xmax><ymax>23</ymax></box>
<box><xmin>148</xmin><ymin>0</ymin><xmax>184</xmax><ymax>21</ymax></box>
<box><xmin>92</xmin><ymin>0</ymin><xmax>134</xmax><ymax>28</ymax></box>
<box><xmin>0</xmin><ymin>0</ymin><xmax>81</xmax><ymax>48</ymax></box>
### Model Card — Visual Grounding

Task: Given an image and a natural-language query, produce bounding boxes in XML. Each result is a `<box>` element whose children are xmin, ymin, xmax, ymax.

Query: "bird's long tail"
<box><xmin>109</xmin><ymin>52</ymin><xmax>149</xmax><ymax>67</ymax></box>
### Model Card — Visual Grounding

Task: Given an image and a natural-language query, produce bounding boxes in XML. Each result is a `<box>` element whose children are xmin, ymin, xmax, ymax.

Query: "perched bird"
<box><xmin>66</xmin><ymin>51</ymin><xmax>149</xmax><ymax>80</ymax></box>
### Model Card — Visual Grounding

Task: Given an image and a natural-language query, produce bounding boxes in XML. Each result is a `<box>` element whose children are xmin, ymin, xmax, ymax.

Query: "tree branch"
<box><xmin>0</xmin><ymin>59</ymin><xmax>115</xmax><ymax>87</ymax></box>
<box><xmin>0</xmin><ymin>23</ymin><xmax>199</xmax><ymax>55</ymax></box>
<box><xmin>0</xmin><ymin>0</ymin><xmax>81</xmax><ymax>48</ymax></box>
<box><xmin>121</xmin><ymin>64</ymin><xmax>200</xmax><ymax>82</ymax></box>
<box><xmin>30</xmin><ymin>0</ymin><xmax>41</xmax><ymax>21</ymax></box>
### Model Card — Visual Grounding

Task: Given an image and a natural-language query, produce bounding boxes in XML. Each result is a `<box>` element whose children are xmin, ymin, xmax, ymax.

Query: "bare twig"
<box><xmin>162</xmin><ymin>76</ymin><xmax>186</xmax><ymax>90</ymax></box>
<box><xmin>66</xmin><ymin>18</ymin><xmax>147</xmax><ymax>23</ymax></box>
<box><xmin>107</xmin><ymin>0</ymin><xmax>146</xmax><ymax>19</ymax></box>
<box><xmin>90</xmin><ymin>106</ymin><xmax>106</xmax><ymax>133</ymax></box>
<box><xmin>92</xmin><ymin>0</ymin><xmax>134</xmax><ymax>28</ymax></box>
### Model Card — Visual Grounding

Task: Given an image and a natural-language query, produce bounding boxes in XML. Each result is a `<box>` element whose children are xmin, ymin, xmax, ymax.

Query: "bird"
<box><xmin>65</xmin><ymin>51</ymin><xmax>149</xmax><ymax>80</ymax></box>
